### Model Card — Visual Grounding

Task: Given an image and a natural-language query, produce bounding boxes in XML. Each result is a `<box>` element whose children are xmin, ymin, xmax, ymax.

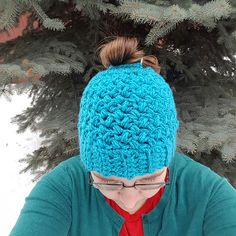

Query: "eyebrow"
<box><xmin>92</xmin><ymin>169</ymin><xmax>165</xmax><ymax>182</ymax></box>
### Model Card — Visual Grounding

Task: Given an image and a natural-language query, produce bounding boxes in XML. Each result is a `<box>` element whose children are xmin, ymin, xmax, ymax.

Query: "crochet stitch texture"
<box><xmin>78</xmin><ymin>62</ymin><xmax>179</xmax><ymax>179</ymax></box>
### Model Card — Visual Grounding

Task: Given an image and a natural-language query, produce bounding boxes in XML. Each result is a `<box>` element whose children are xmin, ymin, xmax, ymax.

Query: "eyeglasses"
<box><xmin>89</xmin><ymin>172</ymin><xmax>170</xmax><ymax>191</ymax></box>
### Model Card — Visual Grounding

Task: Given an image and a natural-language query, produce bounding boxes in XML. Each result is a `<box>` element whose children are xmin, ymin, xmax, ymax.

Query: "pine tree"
<box><xmin>0</xmin><ymin>0</ymin><xmax>235</xmax><ymax>186</ymax></box>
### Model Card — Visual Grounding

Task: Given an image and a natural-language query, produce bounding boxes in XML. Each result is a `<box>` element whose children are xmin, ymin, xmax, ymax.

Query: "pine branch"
<box><xmin>0</xmin><ymin>36</ymin><xmax>87</xmax><ymax>86</ymax></box>
<box><xmin>0</xmin><ymin>64</ymin><xmax>25</xmax><ymax>84</ymax></box>
<box><xmin>176</xmin><ymin>81</ymin><xmax>236</xmax><ymax>163</ymax></box>
<box><xmin>188</xmin><ymin>0</ymin><xmax>231</xmax><ymax>29</ymax></box>
<box><xmin>112</xmin><ymin>0</ymin><xmax>233</xmax><ymax>45</ymax></box>
<box><xmin>29</xmin><ymin>1</ymin><xmax>65</xmax><ymax>31</ymax></box>
<box><xmin>217</xmin><ymin>22</ymin><xmax>236</xmax><ymax>52</ymax></box>
<box><xmin>12</xmin><ymin>73</ymin><xmax>81</xmax><ymax>180</ymax></box>
<box><xmin>145</xmin><ymin>21</ymin><xmax>178</xmax><ymax>45</ymax></box>
<box><xmin>0</xmin><ymin>0</ymin><xmax>23</xmax><ymax>31</ymax></box>
<box><xmin>0</xmin><ymin>0</ymin><xmax>235</xmax><ymax>184</ymax></box>
<box><xmin>75</xmin><ymin>0</ymin><xmax>118</xmax><ymax>20</ymax></box>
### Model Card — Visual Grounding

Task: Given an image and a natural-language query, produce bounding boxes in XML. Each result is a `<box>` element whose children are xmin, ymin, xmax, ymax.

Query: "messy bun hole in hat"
<box><xmin>97</xmin><ymin>36</ymin><xmax>161</xmax><ymax>73</ymax></box>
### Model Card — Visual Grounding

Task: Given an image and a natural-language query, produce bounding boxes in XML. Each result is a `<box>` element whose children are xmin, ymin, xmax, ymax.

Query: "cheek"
<box><xmin>142</xmin><ymin>188</ymin><xmax>162</xmax><ymax>199</ymax></box>
<box><xmin>98</xmin><ymin>189</ymin><xmax>119</xmax><ymax>200</ymax></box>
<box><xmin>99</xmin><ymin>188</ymin><xmax>160</xmax><ymax>201</ymax></box>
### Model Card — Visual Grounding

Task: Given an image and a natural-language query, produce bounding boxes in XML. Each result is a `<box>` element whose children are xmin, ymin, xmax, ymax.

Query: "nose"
<box><xmin>119</xmin><ymin>188</ymin><xmax>140</xmax><ymax>209</ymax></box>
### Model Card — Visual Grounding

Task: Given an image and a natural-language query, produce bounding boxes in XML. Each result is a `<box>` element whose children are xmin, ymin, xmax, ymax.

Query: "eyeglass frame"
<box><xmin>88</xmin><ymin>172</ymin><xmax>170</xmax><ymax>191</ymax></box>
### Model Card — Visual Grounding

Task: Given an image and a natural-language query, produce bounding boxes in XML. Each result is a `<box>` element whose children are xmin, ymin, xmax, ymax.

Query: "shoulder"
<box><xmin>47</xmin><ymin>155</ymin><xmax>87</xmax><ymax>175</ymax></box>
<box><xmin>171</xmin><ymin>153</ymin><xmax>236</xmax><ymax>235</ymax></box>
<box><xmin>40</xmin><ymin>155</ymin><xmax>88</xmax><ymax>192</ymax></box>
<box><xmin>57</xmin><ymin>155</ymin><xmax>87</xmax><ymax>172</ymax></box>
<box><xmin>174</xmin><ymin>152</ymin><xmax>221</xmax><ymax>178</ymax></box>
<box><xmin>173</xmin><ymin>152</ymin><xmax>236</xmax><ymax>197</ymax></box>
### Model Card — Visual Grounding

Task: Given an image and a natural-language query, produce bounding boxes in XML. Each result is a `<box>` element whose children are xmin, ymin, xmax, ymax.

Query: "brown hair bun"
<box><xmin>98</xmin><ymin>36</ymin><xmax>161</xmax><ymax>73</ymax></box>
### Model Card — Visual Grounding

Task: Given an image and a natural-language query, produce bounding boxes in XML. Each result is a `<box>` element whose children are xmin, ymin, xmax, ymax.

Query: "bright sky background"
<box><xmin>0</xmin><ymin>92</ymin><xmax>41</xmax><ymax>236</ymax></box>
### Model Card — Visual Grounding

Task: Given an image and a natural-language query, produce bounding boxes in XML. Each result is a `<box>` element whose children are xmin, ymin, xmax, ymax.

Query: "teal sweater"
<box><xmin>10</xmin><ymin>152</ymin><xmax>236</xmax><ymax>236</ymax></box>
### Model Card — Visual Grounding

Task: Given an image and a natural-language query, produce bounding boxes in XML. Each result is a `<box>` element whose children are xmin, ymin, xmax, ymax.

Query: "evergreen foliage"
<box><xmin>0</xmin><ymin>0</ymin><xmax>235</xmax><ymax>185</ymax></box>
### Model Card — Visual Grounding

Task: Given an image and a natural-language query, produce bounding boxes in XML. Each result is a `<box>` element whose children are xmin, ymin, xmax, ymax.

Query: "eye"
<box><xmin>137</xmin><ymin>177</ymin><xmax>157</xmax><ymax>183</ymax></box>
<box><xmin>100</xmin><ymin>179</ymin><xmax>118</xmax><ymax>184</ymax></box>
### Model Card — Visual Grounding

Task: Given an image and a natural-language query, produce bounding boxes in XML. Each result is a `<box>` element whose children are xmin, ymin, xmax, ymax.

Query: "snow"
<box><xmin>0</xmin><ymin>93</ymin><xmax>41</xmax><ymax>236</ymax></box>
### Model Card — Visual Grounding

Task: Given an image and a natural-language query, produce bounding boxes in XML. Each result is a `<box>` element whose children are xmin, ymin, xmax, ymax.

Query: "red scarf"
<box><xmin>105</xmin><ymin>169</ymin><xmax>168</xmax><ymax>236</ymax></box>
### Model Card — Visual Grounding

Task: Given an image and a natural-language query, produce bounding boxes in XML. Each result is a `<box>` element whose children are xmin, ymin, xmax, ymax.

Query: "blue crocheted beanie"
<box><xmin>78</xmin><ymin>62</ymin><xmax>179</xmax><ymax>179</ymax></box>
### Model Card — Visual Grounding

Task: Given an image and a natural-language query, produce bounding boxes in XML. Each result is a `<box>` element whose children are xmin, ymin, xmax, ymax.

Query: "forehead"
<box><xmin>91</xmin><ymin>167</ymin><xmax>166</xmax><ymax>181</ymax></box>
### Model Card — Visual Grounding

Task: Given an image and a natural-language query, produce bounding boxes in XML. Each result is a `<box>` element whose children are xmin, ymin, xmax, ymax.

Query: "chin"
<box><xmin>116</xmin><ymin>199</ymin><xmax>146</xmax><ymax>214</ymax></box>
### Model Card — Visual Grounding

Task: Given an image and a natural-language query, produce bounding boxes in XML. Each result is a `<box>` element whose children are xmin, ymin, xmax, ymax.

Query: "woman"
<box><xmin>10</xmin><ymin>37</ymin><xmax>236</xmax><ymax>236</ymax></box>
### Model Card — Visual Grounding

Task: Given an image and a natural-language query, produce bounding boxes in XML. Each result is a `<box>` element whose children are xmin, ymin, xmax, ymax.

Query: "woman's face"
<box><xmin>90</xmin><ymin>167</ymin><xmax>167</xmax><ymax>214</ymax></box>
